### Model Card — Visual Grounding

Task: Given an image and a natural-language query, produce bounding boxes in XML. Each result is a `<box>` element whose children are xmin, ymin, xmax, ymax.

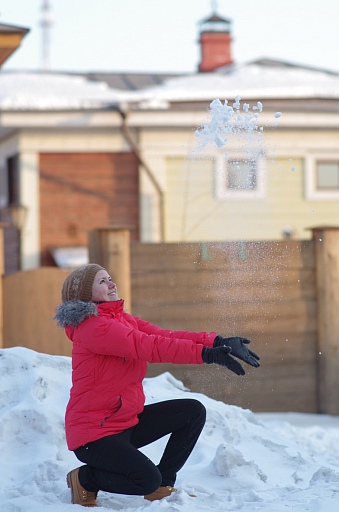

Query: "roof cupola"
<box><xmin>198</xmin><ymin>11</ymin><xmax>233</xmax><ymax>72</ymax></box>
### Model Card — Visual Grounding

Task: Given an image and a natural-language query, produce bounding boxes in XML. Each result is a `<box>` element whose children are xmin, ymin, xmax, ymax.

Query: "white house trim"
<box><xmin>305</xmin><ymin>153</ymin><xmax>339</xmax><ymax>201</ymax></box>
<box><xmin>214</xmin><ymin>153</ymin><xmax>266</xmax><ymax>200</ymax></box>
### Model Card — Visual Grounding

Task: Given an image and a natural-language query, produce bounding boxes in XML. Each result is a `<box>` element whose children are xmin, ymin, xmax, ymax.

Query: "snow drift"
<box><xmin>1</xmin><ymin>346</ymin><xmax>339</xmax><ymax>511</ymax></box>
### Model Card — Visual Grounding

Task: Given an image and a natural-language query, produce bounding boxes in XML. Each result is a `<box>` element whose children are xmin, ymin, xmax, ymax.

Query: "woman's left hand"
<box><xmin>213</xmin><ymin>336</ymin><xmax>260</xmax><ymax>368</ymax></box>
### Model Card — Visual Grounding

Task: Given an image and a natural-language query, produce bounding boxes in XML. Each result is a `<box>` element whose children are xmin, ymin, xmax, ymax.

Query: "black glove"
<box><xmin>202</xmin><ymin>346</ymin><xmax>245</xmax><ymax>376</ymax></box>
<box><xmin>213</xmin><ymin>335</ymin><xmax>260</xmax><ymax>368</ymax></box>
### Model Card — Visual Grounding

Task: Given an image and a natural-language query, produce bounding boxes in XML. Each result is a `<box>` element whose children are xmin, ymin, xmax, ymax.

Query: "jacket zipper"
<box><xmin>100</xmin><ymin>397</ymin><xmax>123</xmax><ymax>427</ymax></box>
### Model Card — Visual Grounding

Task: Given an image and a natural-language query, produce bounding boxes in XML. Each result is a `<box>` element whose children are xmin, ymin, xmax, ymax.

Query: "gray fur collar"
<box><xmin>54</xmin><ymin>300</ymin><xmax>98</xmax><ymax>328</ymax></box>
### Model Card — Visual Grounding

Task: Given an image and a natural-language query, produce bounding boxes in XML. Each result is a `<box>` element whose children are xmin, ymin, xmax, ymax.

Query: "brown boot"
<box><xmin>144</xmin><ymin>485</ymin><xmax>177</xmax><ymax>501</ymax></box>
<box><xmin>67</xmin><ymin>467</ymin><xmax>98</xmax><ymax>507</ymax></box>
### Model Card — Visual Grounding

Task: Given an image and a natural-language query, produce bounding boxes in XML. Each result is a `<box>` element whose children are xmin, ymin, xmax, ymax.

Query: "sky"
<box><xmin>1</xmin><ymin>0</ymin><xmax>339</xmax><ymax>74</ymax></box>
<box><xmin>2</xmin><ymin>345</ymin><xmax>339</xmax><ymax>511</ymax></box>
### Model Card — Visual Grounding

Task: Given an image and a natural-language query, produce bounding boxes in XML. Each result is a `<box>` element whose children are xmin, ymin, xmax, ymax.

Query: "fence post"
<box><xmin>313</xmin><ymin>227</ymin><xmax>339</xmax><ymax>415</ymax></box>
<box><xmin>88</xmin><ymin>227</ymin><xmax>131</xmax><ymax>313</ymax></box>
<box><xmin>0</xmin><ymin>224</ymin><xmax>5</xmax><ymax>348</ymax></box>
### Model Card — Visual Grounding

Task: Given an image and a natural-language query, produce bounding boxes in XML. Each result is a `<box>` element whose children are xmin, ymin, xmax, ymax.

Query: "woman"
<box><xmin>55</xmin><ymin>264</ymin><xmax>260</xmax><ymax>507</ymax></box>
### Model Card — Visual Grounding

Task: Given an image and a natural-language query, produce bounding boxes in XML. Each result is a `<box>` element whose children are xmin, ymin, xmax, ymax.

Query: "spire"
<box><xmin>40</xmin><ymin>0</ymin><xmax>53</xmax><ymax>70</ymax></box>
<box><xmin>211</xmin><ymin>0</ymin><xmax>218</xmax><ymax>13</ymax></box>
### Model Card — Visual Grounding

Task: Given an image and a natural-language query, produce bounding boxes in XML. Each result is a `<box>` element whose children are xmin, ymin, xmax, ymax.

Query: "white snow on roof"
<box><xmin>136</xmin><ymin>63</ymin><xmax>339</xmax><ymax>105</ymax></box>
<box><xmin>0</xmin><ymin>72</ymin><xmax>131</xmax><ymax>110</ymax></box>
<box><xmin>1</xmin><ymin>62</ymin><xmax>339</xmax><ymax>111</ymax></box>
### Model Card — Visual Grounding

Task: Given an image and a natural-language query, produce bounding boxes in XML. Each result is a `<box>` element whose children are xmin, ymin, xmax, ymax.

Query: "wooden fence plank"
<box><xmin>131</xmin><ymin>240</ymin><xmax>315</xmax><ymax>271</ymax></box>
<box><xmin>131</xmin><ymin>269</ymin><xmax>316</xmax><ymax>303</ymax></box>
<box><xmin>132</xmin><ymin>300</ymin><xmax>317</xmax><ymax>333</ymax></box>
<box><xmin>146</xmin><ymin>361</ymin><xmax>317</xmax><ymax>412</ymax></box>
<box><xmin>3</xmin><ymin>267</ymin><xmax>71</xmax><ymax>356</ymax></box>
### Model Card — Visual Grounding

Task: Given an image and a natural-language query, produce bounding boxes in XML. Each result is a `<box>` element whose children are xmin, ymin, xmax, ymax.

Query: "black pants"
<box><xmin>73</xmin><ymin>398</ymin><xmax>206</xmax><ymax>496</ymax></box>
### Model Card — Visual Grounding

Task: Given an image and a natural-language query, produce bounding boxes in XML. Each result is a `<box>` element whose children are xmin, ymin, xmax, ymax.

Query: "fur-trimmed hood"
<box><xmin>54</xmin><ymin>300</ymin><xmax>98</xmax><ymax>328</ymax></box>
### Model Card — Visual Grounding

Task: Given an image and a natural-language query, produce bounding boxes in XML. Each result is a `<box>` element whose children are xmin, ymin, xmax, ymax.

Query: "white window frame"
<box><xmin>305</xmin><ymin>154</ymin><xmax>339</xmax><ymax>200</ymax></box>
<box><xmin>214</xmin><ymin>154</ymin><xmax>266</xmax><ymax>200</ymax></box>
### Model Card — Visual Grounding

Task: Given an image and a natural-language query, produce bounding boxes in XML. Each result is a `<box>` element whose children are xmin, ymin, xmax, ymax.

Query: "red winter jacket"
<box><xmin>59</xmin><ymin>299</ymin><xmax>216</xmax><ymax>450</ymax></box>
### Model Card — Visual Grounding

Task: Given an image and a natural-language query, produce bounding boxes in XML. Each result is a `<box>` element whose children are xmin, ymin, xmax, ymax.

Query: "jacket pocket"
<box><xmin>100</xmin><ymin>396</ymin><xmax>123</xmax><ymax>427</ymax></box>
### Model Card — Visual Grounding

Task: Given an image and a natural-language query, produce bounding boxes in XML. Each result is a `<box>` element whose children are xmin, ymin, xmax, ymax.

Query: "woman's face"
<box><xmin>91</xmin><ymin>269</ymin><xmax>119</xmax><ymax>302</ymax></box>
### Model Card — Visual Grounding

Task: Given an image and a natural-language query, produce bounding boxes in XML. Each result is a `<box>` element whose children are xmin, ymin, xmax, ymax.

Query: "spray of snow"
<box><xmin>195</xmin><ymin>96</ymin><xmax>281</xmax><ymax>149</ymax></box>
<box><xmin>191</xmin><ymin>97</ymin><xmax>291</xmax><ymax>328</ymax></box>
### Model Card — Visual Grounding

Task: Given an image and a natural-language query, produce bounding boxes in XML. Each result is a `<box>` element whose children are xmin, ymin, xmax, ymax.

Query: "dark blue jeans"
<box><xmin>73</xmin><ymin>398</ymin><xmax>206</xmax><ymax>496</ymax></box>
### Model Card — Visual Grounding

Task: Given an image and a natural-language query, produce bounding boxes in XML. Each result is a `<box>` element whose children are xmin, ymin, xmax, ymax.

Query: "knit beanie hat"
<box><xmin>61</xmin><ymin>264</ymin><xmax>105</xmax><ymax>302</ymax></box>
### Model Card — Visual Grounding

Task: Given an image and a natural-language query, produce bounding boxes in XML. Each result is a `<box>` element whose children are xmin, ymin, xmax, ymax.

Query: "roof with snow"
<box><xmin>1</xmin><ymin>59</ymin><xmax>339</xmax><ymax>111</ymax></box>
<box><xmin>0</xmin><ymin>71</ymin><xmax>132</xmax><ymax>110</ymax></box>
<box><xmin>134</xmin><ymin>60</ymin><xmax>339</xmax><ymax>106</ymax></box>
<box><xmin>81</xmin><ymin>72</ymin><xmax>182</xmax><ymax>91</ymax></box>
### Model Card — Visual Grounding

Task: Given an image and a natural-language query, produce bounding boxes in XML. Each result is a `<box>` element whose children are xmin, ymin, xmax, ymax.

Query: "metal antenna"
<box><xmin>40</xmin><ymin>0</ymin><xmax>53</xmax><ymax>70</ymax></box>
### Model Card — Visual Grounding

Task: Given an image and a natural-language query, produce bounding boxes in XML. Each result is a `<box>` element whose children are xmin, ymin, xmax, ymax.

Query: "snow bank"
<box><xmin>1</xmin><ymin>346</ymin><xmax>339</xmax><ymax>511</ymax></box>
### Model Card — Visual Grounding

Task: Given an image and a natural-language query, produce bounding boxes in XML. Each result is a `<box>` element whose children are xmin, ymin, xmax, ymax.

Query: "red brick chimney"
<box><xmin>198</xmin><ymin>14</ymin><xmax>233</xmax><ymax>72</ymax></box>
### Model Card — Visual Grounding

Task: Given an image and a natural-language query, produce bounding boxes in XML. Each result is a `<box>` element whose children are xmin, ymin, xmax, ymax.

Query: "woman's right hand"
<box><xmin>202</xmin><ymin>346</ymin><xmax>245</xmax><ymax>376</ymax></box>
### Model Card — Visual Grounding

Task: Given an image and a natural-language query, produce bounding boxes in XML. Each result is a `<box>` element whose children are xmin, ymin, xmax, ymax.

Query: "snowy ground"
<box><xmin>1</xmin><ymin>346</ymin><xmax>339</xmax><ymax>512</ymax></box>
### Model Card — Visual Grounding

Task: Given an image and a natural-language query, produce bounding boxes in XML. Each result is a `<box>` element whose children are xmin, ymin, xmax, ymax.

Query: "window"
<box><xmin>227</xmin><ymin>159</ymin><xmax>257</xmax><ymax>190</ymax></box>
<box><xmin>0</xmin><ymin>158</ymin><xmax>7</xmax><ymax>208</ymax></box>
<box><xmin>305</xmin><ymin>156</ymin><xmax>339</xmax><ymax>200</ymax></box>
<box><xmin>317</xmin><ymin>162</ymin><xmax>339</xmax><ymax>189</ymax></box>
<box><xmin>0</xmin><ymin>154</ymin><xmax>20</xmax><ymax>208</ymax></box>
<box><xmin>7</xmin><ymin>154</ymin><xmax>20</xmax><ymax>205</ymax></box>
<box><xmin>215</xmin><ymin>155</ymin><xmax>265</xmax><ymax>200</ymax></box>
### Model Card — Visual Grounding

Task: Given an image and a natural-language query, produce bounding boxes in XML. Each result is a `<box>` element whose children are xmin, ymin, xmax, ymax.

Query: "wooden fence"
<box><xmin>130</xmin><ymin>240</ymin><xmax>317</xmax><ymax>413</ymax></box>
<box><xmin>1</xmin><ymin>227</ymin><xmax>339</xmax><ymax>414</ymax></box>
<box><xmin>3</xmin><ymin>267</ymin><xmax>72</xmax><ymax>356</ymax></box>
